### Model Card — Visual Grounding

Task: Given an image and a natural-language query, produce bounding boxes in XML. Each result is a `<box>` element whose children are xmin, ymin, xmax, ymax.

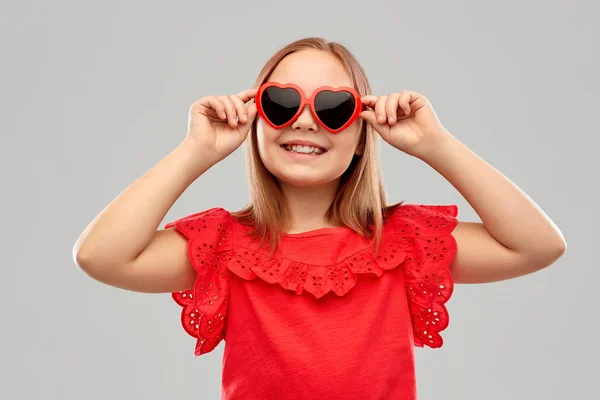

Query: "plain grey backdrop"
<box><xmin>2</xmin><ymin>0</ymin><xmax>598</xmax><ymax>399</ymax></box>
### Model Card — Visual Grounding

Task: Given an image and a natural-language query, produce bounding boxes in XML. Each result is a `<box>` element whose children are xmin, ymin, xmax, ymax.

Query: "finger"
<box><xmin>219</xmin><ymin>95</ymin><xmax>238</xmax><ymax>128</ymax></box>
<box><xmin>231</xmin><ymin>95</ymin><xmax>249</xmax><ymax>124</ymax></box>
<box><xmin>236</xmin><ymin>103</ymin><xmax>258</xmax><ymax>137</ymax></box>
<box><xmin>385</xmin><ymin>93</ymin><xmax>401</xmax><ymax>125</ymax></box>
<box><xmin>398</xmin><ymin>91</ymin><xmax>412</xmax><ymax>116</ymax></box>
<box><xmin>360</xmin><ymin>95</ymin><xmax>378</xmax><ymax>108</ymax></box>
<box><xmin>236</xmin><ymin>88</ymin><xmax>258</xmax><ymax>103</ymax></box>
<box><xmin>246</xmin><ymin>102</ymin><xmax>257</xmax><ymax>123</ymax></box>
<box><xmin>205</xmin><ymin>96</ymin><xmax>226</xmax><ymax>120</ymax></box>
<box><xmin>375</xmin><ymin>96</ymin><xmax>387</xmax><ymax>124</ymax></box>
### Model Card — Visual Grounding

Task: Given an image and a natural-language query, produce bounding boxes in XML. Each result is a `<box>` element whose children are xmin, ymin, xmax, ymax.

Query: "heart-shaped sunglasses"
<box><xmin>255</xmin><ymin>82</ymin><xmax>362</xmax><ymax>133</ymax></box>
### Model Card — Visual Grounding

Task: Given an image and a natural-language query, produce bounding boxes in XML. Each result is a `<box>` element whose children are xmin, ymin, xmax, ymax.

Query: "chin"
<box><xmin>272</xmin><ymin>168</ymin><xmax>339</xmax><ymax>188</ymax></box>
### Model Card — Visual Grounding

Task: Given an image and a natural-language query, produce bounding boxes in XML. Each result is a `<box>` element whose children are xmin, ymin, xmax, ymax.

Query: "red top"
<box><xmin>165</xmin><ymin>204</ymin><xmax>459</xmax><ymax>399</ymax></box>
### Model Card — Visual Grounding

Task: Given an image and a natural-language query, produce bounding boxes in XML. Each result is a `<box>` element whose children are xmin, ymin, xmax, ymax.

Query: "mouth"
<box><xmin>281</xmin><ymin>144</ymin><xmax>327</xmax><ymax>155</ymax></box>
<box><xmin>280</xmin><ymin>140</ymin><xmax>328</xmax><ymax>156</ymax></box>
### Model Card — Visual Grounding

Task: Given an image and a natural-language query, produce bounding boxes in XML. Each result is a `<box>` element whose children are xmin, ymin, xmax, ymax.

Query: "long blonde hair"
<box><xmin>231</xmin><ymin>37</ymin><xmax>399</xmax><ymax>253</ymax></box>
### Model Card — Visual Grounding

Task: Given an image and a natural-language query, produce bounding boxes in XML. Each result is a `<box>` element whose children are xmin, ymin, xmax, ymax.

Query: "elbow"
<box><xmin>530</xmin><ymin>237</ymin><xmax>567</xmax><ymax>272</ymax></box>
<box><xmin>73</xmin><ymin>243</ymin><xmax>99</xmax><ymax>278</ymax></box>
<box><xmin>555</xmin><ymin>237</ymin><xmax>567</xmax><ymax>258</ymax></box>
<box><xmin>548</xmin><ymin>233</ymin><xmax>567</xmax><ymax>261</ymax></box>
<box><xmin>72</xmin><ymin>242</ymin><xmax>112</xmax><ymax>282</ymax></box>
<box><xmin>72</xmin><ymin>242</ymin><xmax>135</xmax><ymax>288</ymax></box>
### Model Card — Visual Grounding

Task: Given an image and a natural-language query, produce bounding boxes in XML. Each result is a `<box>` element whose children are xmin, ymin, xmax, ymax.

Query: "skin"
<box><xmin>360</xmin><ymin>87</ymin><xmax>567</xmax><ymax>284</ymax></box>
<box><xmin>74</xmin><ymin>49</ymin><xmax>566</xmax><ymax>294</ymax></box>
<box><xmin>256</xmin><ymin>50</ymin><xmax>364</xmax><ymax>232</ymax></box>
<box><xmin>255</xmin><ymin>49</ymin><xmax>567</xmax><ymax>284</ymax></box>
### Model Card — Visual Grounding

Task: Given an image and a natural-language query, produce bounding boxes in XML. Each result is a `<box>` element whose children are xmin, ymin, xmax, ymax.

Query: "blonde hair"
<box><xmin>232</xmin><ymin>37</ymin><xmax>400</xmax><ymax>253</ymax></box>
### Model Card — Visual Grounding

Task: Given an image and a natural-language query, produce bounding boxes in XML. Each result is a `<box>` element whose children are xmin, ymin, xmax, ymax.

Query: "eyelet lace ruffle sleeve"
<box><xmin>164</xmin><ymin>208</ymin><xmax>232</xmax><ymax>356</ymax></box>
<box><xmin>388</xmin><ymin>204</ymin><xmax>459</xmax><ymax>348</ymax></box>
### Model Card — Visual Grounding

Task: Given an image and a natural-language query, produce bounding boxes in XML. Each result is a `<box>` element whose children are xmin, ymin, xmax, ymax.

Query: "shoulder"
<box><xmin>163</xmin><ymin>207</ymin><xmax>233</xmax><ymax>240</ymax></box>
<box><xmin>383</xmin><ymin>203</ymin><xmax>459</xmax><ymax>233</ymax></box>
<box><xmin>385</xmin><ymin>203</ymin><xmax>459</xmax><ymax>220</ymax></box>
<box><xmin>164</xmin><ymin>207</ymin><xmax>232</xmax><ymax>228</ymax></box>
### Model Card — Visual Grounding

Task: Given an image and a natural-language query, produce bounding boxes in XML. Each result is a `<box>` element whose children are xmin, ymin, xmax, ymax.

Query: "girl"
<box><xmin>73</xmin><ymin>37</ymin><xmax>566</xmax><ymax>399</ymax></box>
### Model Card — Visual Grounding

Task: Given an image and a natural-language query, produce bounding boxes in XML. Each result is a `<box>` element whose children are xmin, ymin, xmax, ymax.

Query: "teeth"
<box><xmin>283</xmin><ymin>144</ymin><xmax>325</xmax><ymax>155</ymax></box>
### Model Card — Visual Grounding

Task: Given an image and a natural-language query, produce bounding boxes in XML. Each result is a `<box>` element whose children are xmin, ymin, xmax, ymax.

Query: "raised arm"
<box><xmin>73</xmin><ymin>89</ymin><xmax>258</xmax><ymax>293</ymax></box>
<box><xmin>360</xmin><ymin>91</ymin><xmax>566</xmax><ymax>284</ymax></box>
<box><xmin>73</xmin><ymin>139</ymin><xmax>216</xmax><ymax>293</ymax></box>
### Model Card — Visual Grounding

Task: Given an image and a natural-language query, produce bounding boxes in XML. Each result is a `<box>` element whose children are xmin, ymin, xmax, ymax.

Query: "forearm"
<box><xmin>422</xmin><ymin>131</ymin><xmax>566</xmax><ymax>258</ymax></box>
<box><xmin>74</xmin><ymin>138</ymin><xmax>215</xmax><ymax>266</ymax></box>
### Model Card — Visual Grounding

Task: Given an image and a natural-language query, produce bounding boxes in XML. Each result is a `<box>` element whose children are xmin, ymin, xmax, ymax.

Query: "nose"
<box><xmin>291</xmin><ymin>104</ymin><xmax>318</xmax><ymax>132</ymax></box>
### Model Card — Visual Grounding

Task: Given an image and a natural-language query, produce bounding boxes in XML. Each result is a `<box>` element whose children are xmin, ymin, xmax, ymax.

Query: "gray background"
<box><xmin>2</xmin><ymin>0</ymin><xmax>598</xmax><ymax>399</ymax></box>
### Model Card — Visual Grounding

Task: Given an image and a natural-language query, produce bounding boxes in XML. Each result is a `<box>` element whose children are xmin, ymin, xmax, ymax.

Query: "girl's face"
<box><xmin>256</xmin><ymin>49</ymin><xmax>363</xmax><ymax>188</ymax></box>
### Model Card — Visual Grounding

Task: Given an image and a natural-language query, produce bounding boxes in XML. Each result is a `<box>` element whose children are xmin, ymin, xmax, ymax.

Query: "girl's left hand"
<box><xmin>360</xmin><ymin>91</ymin><xmax>449</xmax><ymax>159</ymax></box>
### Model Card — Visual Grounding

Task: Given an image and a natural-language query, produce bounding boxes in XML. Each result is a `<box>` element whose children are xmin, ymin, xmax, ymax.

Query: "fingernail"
<box><xmin>389</xmin><ymin>116</ymin><xmax>395</xmax><ymax>123</ymax></box>
<box><xmin>378</xmin><ymin>115</ymin><xmax>385</xmax><ymax>123</ymax></box>
<box><xmin>242</xmin><ymin>114</ymin><xmax>247</xmax><ymax>122</ymax></box>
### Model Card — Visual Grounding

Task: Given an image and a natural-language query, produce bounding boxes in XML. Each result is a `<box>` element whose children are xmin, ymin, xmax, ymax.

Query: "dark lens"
<box><xmin>260</xmin><ymin>87</ymin><xmax>301</xmax><ymax>126</ymax></box>
<box><xmin>314</xmin><ymin>90</ymin><xmax>356</xmax><ymax>130</ymax></box>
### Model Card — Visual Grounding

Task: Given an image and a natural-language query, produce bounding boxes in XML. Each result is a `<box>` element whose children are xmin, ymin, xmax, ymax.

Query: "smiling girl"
<box><xmin>74</xmin><ymin>37</ymin><xmax>566</xmax><ymax>399</ymax></box>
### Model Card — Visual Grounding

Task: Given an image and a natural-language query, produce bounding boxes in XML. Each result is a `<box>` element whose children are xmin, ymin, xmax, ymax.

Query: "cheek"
<box><xmin>333</xmin><ymin>124</ymin><xmax>362</xmax><ymax>155</ymax></box>
<box><xmin>256</xmin><ymin>119</ymin><xmax>279</xmax><ymax>161</ymax></box>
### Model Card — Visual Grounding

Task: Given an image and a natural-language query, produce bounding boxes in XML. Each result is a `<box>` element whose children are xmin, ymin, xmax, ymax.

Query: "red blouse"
<box><xmin>165</xmin><ymin>204</ymin><xmax>459</xmax><ymax>399</ymax></box>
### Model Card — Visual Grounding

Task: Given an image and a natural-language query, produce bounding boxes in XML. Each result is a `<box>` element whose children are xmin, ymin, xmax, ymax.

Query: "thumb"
<box><xmin>360</xmin><ymin>110</ymin><xmax>391</xmax><ymax>142</ymax></box>
<box><xmin>359</xmin><ymin>110</ymin><xmax>379</xmax><ymax>128</ymax></box>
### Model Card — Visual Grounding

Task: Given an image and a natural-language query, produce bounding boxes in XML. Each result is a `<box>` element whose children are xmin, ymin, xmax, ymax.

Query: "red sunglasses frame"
<box><xmin>255</xmin><ymin>82</ymin><xmax>363</xmax><ymax>133</ymax></box>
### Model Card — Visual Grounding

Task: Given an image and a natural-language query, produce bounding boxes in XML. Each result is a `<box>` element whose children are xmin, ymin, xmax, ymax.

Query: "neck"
<box><xmin>280</xmin><ymin>180</ymin><xmax>340</xmax><ymax>233</ymax></box>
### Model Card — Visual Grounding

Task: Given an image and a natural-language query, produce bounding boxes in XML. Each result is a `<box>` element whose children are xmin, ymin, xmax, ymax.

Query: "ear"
<box><xmin>355</xmin><ymin>140</ymin><xmax>364</xmax><ymax>156</ymax></box>
<box><xmin>354</xmin><ymin>122</ymin><xmax>366</xmax><ymax>156</ymax></box>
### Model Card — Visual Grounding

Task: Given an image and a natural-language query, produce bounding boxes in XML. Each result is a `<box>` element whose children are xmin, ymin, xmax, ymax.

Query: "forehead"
<box><xmin>268</xmin><ymin>49</ymin><xmax>354</xmax><ymax>94</ymax></box>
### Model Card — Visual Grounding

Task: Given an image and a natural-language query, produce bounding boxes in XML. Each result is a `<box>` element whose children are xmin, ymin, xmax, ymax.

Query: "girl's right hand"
<box><xmin>185</xmin><ymin>88</ymin><xmax>258</xmax><ymax>162</ymax></box>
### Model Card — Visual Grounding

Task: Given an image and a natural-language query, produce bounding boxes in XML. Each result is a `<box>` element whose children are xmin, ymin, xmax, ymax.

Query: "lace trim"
<box><xmin>393</xmin><ymin>205</ymin><xmax>458</xmax><ymax>348</ymax></box>
<box><xmin>225</xmin><ymin>204</ymin><xmax>458</xmax><ymax>348</ymax></box>
<box><xmin>226</xmin><ymin>230</ymin><xmax>409</xmax><ymax>298</ymax></box>
<box><xmin>166</xmin><ymin>208</ymin><xmax>232</xmax><ymax>356</ymax></box>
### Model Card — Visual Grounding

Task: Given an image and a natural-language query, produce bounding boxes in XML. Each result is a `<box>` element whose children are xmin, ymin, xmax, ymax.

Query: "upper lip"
<box><xmin>281</xmin><ymin>139</ymin><xmax>328</xmax><ymax>150</ymax></box>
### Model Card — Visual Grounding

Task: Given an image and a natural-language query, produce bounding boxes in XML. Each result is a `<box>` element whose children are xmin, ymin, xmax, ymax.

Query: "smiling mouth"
<box><xmin>281</xmin><ymin>144</ymin><xmax>327</xmax><ymax>155</ymax></box>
